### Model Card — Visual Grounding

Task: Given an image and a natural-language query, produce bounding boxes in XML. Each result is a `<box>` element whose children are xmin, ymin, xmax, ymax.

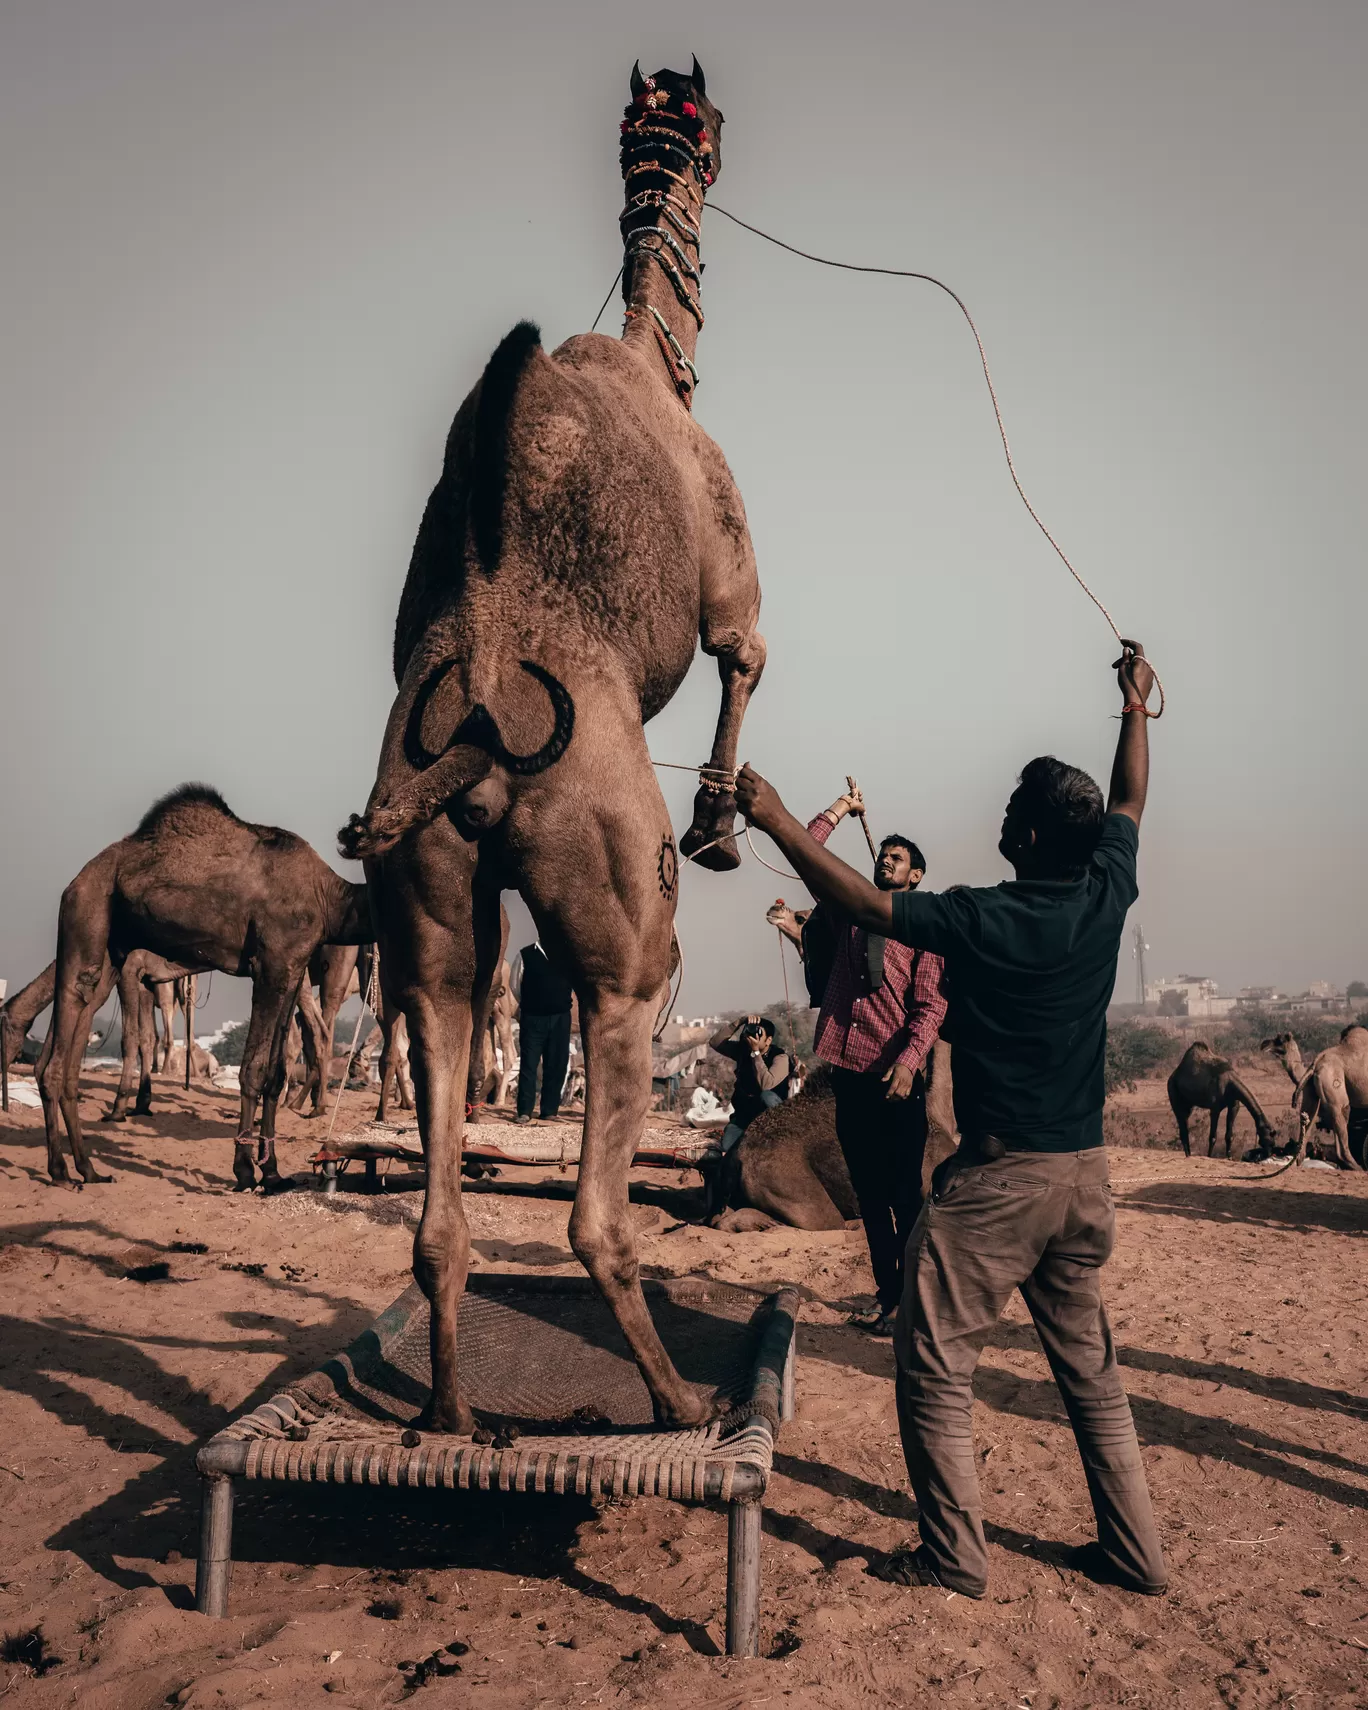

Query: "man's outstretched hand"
<box><xmin>736</xmin><ymin>764</ymin><xmax>784</xmax><ymax>834</ymax></box>
<box><xmin>1114</xmin><ymin>639</ymin><xmax>1156</xmax><ymax>711</ymax></box>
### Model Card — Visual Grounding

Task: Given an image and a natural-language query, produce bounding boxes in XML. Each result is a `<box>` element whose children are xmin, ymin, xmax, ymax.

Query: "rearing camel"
<box><xmin>340</xmin><ymin>62</ymin><xmax>760</xmax><ymax>1430</ymax></box>
<box><xmin>38</xmin><ymin>784</ymin><xmax>369</xmax><ymax>1189</ymax></box>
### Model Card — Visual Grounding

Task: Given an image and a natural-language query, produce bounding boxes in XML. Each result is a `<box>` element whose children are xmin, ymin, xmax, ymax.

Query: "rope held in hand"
<box><xmin>705</xmin><ymin>203</ymin><xmax>1165</xmax><ymax>716</ymax></box>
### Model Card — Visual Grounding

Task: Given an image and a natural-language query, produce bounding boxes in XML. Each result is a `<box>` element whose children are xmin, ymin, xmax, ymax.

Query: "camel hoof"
<box><xmin>49</xmin><ymin>1174</ymin><xmax>82</xmax><ymax>1192</ymax></box>
<box><xmin>82</xmin><ymin>1170</ymin><xmax>114</xmax><ymax>1185</ymax></box>
<box><xmin>652</xmin><ymin>1382</ymin><xmax>717</xmax><ymax>1430</ymax></box>
<box><xmin>415</xmin><ymin>1396</ymin><xmax>476</xmax><ymax>1437</ymax></box>
<box><xmin>260</xmin><ymin>1172</ymin><xmax>295</xmax><ymax>1196</ymax></box>
<box><xmin>101</xmin><ymin>1110</ymin><xmax>126</xmax><ymax>1124</ymax></box>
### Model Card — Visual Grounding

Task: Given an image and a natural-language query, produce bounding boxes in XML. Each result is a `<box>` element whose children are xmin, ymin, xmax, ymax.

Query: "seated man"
<box><xmin>734</xmin><ymin>644</ymin><xmax>1167</xmax><ymax>1601</ymax></box>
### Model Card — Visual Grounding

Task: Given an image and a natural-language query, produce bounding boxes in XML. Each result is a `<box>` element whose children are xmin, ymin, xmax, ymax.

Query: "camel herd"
<box><xmin>1166</xmin><ymin>1028</ymin><xmax>1368</xmax><ymax>1169</ymax></box>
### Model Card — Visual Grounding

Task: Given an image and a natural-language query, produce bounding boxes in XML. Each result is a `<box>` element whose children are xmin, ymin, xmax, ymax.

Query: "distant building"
<box><xmin>1144</xmin><ymin>975</ymin><xmax>1237</xmax><ymax>1020</ymax></box>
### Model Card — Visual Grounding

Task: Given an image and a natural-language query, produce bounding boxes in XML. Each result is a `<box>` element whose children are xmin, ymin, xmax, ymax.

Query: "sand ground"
<box><xmin>1</xmin><ymin>1062</ymin><xmax>1365</xmax><ymax>1709</ymax></box>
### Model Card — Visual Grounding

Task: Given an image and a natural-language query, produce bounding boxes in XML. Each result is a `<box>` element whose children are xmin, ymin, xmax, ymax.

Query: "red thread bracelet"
<box><xmin>1121</xmin><ymin>702</ymin><xmax>1157</xmax><ymax>717</ymax></box>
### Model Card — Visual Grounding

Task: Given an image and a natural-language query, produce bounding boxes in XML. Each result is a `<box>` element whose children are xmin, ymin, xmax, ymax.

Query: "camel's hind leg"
<box><xmin>1168</xmin><ymin>1088</ymin><xmax>1192</xmax><ymax>1157</ymax></box>
<box><xmin>523</xmin><ymin>760</ymin><xmax>712</xmax><ymax>1426</ymax></box>
<box><xmin>154</xmin><ymin>981</ymin><xmax>176</xmax><ymax>1073</ymax></box>
<box><xmin>374</xmin><ymin>845</ymin><xmax>497</xmax><ymax>1434</ymax></box>
<box><xmin>107</xmin><ymin>967</ymin><xmax>154</xmax><ymax>1120</ymax></box>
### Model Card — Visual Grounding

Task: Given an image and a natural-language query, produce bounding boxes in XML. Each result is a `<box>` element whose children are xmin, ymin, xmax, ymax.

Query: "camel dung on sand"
<box><xmin>37</xmin><ymin>783</ymin><xmax>370</xmax><ymax>1191</ymax></box>
<box><xmin>1261</xmin><ymin>1027</ymin><xmax>1368</xmax><ymax>1169</ymax></box>
<box><xmin>339</xmin><ymin>62</ymin><xmax>764</xmax><ymax>1432</ymax></box>
<box><xmin>1166</xmin><ymin>1040</ymin><xmax>1277</xmax><ymax>1159</ymax></box>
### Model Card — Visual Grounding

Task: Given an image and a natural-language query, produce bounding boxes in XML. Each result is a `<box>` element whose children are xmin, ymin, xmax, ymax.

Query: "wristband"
<box><xmin>1121</xmin><ymin>702</ymin><xmax>1157</xmax><ymax>718</ymax></box>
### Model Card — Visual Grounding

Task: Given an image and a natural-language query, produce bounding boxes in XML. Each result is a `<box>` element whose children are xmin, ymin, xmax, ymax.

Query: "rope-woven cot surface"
<box><xmin>201</xmin><ymin>1274</ymin><xmax>793</xmax><ymax>1503</ymax></box>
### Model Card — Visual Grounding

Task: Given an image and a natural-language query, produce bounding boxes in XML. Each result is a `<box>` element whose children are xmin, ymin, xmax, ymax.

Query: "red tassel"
<box><xmin>682</xmin><ymin>102</ymin><xmax>696</xmax><ymax>118</ymax></box>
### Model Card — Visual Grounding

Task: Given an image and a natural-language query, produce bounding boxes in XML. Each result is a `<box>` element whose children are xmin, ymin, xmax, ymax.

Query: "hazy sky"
<box><xmin>3</xmin><ymin>1</ymin><xmax>1365</xmax><ymax>1032</ymax></box>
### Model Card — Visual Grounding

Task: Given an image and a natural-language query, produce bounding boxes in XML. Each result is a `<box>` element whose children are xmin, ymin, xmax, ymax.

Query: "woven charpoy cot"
<box><xmin>195</xmin><ymin>1272</ymin><xmax>797</xmax><ymax>1656</ymax></box>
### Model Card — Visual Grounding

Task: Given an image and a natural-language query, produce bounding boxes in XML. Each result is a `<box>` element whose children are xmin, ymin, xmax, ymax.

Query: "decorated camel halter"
<box><xmin>618</xmin><ymin>74</ymin><xmax>712</xmax><ymax>406</ymax></box>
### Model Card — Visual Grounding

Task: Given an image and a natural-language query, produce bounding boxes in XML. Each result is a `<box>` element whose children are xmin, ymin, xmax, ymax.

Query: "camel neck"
<box><xmin>322</xmin><ymin>875</ymin><xmax>373</xmax><ymax>946</ymax></box>
<box><xmin>617</xmin><ymin>96</ymin><xmax>710</xmax><ymax>406</ymax></box>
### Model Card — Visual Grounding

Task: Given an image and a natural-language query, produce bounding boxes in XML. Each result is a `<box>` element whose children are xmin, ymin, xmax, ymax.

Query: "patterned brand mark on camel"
<box><xmin>658</xmin><ymin>835</ymin><xmax>678</xmax><ymax>899</ymax></box>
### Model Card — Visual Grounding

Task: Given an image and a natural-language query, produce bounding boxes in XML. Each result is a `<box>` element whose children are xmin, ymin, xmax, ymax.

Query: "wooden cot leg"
<box><xmin>780</xmin><ymin>1337</ymin><xmax>795</xmax><ymax>1423</ymax></box>
<box><xmin>195</xmin><ymin>1473</ymin><xmax>234</xmax><ymax>1617</ymax></box>
<box><xmin>365</xmin><ymin>1156</ymin><xmax>378</xmax><ymax>1193</ymax></box>
<box><xmin>322</xmin><ymin>1158</ymin><xmax>338</xmax><ymax>1195</ymax></box>
<box><xmin>725</xmin><ymin>1496</ymin><xmax>762</xmax><ymax>1657</ymax></box>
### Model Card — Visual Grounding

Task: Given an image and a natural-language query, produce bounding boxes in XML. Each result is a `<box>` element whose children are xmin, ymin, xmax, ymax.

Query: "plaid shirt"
<box><xmin>806</xmin><ymin>814</ymin><xmax>948</xmax><ymax>1078</ymax></box>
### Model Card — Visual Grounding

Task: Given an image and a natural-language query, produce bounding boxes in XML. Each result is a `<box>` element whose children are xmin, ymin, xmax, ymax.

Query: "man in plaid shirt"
<box><xmin>807</xmin><ymin>786</ymin><xmax>947</xmax><ymax>1335</ymax></box>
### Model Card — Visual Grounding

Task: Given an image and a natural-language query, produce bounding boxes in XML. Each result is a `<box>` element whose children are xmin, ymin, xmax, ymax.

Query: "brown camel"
<box><xmin>339</xmin><ymin>63</ymin><xmax>762</xmax><ymax>1432</ymax></box>
<box><xmin>3</xmin><ymin>953</ymin><xmax>209</xmax><ymax>1120</ymax></box>
<box><xmin>37</xmin><ymin>784</ymin><xmax>369</xmax><ymax>1190</ymax></box>
<box><xmin>1261</xmin><ymin>1028</ymin><xmax>1368</xmax><ymax>1169</ymax></box>
<box><xmin>1166</xmin><ymin>1041</ymin><xmax>1276</xmax><ymax>1158</ymax></box>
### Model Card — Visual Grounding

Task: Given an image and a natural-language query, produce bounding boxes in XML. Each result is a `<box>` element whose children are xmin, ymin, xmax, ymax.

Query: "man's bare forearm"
<box><xmin>1106</xmin><ymin>710</ymin><xmax>1150</xmax><ymax>823</ymax></box>
<box><xmin>753</xmin><ymin>807</ymin><xmax>893</xmax><ymax>931</ymax></box>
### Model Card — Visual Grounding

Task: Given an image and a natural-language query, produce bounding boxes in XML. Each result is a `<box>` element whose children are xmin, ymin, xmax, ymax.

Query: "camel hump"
<box><xmin>132</xmin><ymin>782</ymin><xmax>239</xmax><ymax>839</ymax></box>
<box><xmin>471</xmin><ymin>320</ymin><xmax>543</xmax><ymax>572</ymax></box>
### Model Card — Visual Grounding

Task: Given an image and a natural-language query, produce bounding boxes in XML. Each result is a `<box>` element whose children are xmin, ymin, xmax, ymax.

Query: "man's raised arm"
<box><xmin>735</xmin><ymin>769</ymin><xmax>893</xmax><ymax>932</ymax></box>
<box><xmin>1106</xmin><ymin>640</ymin><xmax>1157</xmax><ymax>826</ymax></box>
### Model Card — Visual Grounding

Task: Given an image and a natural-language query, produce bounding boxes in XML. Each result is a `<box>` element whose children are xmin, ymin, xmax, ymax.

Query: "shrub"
<box><xmin>1105</xmin><ymin>1020</ymin><xmax>1178</xmax><ymax>1095</ymax></box>
<box><xmin>213</xmin><ymin>1021</ymin><xmax>249</xmax><ymax>1066</ymax></box>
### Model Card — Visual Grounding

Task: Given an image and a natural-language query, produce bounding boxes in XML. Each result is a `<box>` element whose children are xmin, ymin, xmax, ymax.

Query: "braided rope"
<box><xmin>706</xmin><ymin>203</ymin><xmax>1163</xmax><ymax>715</ymax></box>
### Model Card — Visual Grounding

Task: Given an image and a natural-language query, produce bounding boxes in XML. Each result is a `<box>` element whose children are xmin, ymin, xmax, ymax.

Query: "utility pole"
<box><xmin>1132</xmin><ymin>924</ymin><xmax>1149</xmax><ymax>1007</ymax></box>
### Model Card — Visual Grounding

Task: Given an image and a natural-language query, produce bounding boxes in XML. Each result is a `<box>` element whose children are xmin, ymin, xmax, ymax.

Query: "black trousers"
<box><xmin>517</xmin><ymin>1011</ymin><xmax>571</xmax><ymax>1119</ymax></box>
<box><xmin>831</xmin><ymin>1065</ymin><xmax>928</xmax><ymax>1312</ymax></box>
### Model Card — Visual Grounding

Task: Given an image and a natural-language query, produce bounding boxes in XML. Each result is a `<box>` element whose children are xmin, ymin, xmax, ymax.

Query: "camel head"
<box><xmin>625</xmin><ymin>58</ymin><xmax>723</xmax><ymax>186</ymax></box>
<box><xmin>1261</xmin><ymin>1031</ymin><xmax>1306</xmax><ymax>1083</ymax></box>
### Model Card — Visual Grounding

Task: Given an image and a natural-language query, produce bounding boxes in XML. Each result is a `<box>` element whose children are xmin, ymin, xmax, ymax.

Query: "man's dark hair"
<box><xmin>1015</xmin><ymin>756</ymin><xmax>1104</xmax><ymax>874</ymax></box>
<box><xmin>879</xmin><ymin>834</ymin><xmax>926</xmax><ymax>871</ymax></box>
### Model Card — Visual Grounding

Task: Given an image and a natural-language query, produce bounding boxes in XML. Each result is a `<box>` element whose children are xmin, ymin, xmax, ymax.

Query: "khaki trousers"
<box><xmin>893</xmin><ymin>1145</ymin><xmax>1167</xmax><ymax>1596</ymax></box>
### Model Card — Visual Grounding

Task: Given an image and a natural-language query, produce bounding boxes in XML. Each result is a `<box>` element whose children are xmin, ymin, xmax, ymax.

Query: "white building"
<box><xmin>1144</xmin><ymin>975</ymin><xmax>1237</xmax><ymax>1019</ymax></box>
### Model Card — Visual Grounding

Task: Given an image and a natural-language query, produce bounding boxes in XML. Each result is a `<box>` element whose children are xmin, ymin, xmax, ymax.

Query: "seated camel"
<box><xmin>37</xmin><ymin>783</ymin><xmax>369</xmax><ymax>1191</ymax></box>
<box><xmin>1166</xmin><ymin>1041</ymin><xmax>1276</xmax><ymax>1159</ymax></box>
<box><xmin>703</xmin><ymin>1043</ymin><xmax>960</xmax><ymax>1231</ymax></box>
<box><xmin>1261</xmin><ymin>1028</ymin><xmax>1368</xmax><ymax>1169</ymax></box>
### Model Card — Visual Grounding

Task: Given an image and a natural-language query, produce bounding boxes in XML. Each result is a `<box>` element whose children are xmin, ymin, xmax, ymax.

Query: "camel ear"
<box><xmin>691</xmin><ymin>55</ymin><xmax>707</xmax><ymax>95</ymax></box>
<box><xmin>630</xmin><ymin>60</ymin><xmax>647</xmax><ymax>98</ymax></box>
<box><xmin>1259</xmin><ymin>1038</ymin><xmax>1273</xmax><ymax>1050</ymax></box>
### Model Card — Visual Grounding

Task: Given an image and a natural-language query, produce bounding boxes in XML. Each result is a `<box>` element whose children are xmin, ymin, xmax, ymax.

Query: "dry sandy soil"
<box><xmin>2</xmin><ymin>1062</ymin><xmax>1365</xmax><ymax>1709</ymax></box>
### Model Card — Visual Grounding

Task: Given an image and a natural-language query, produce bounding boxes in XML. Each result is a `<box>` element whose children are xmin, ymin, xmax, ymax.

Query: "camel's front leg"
<box><xmin>39</xmin><ymin>958</ymin><xmax>116</xmax><ymax>1185</ymax></box>
<box><xmin>680</xmin><ymin>628</ymin><xmax>767</xmax><ymax>872</ymax></box>
<box><xmin>571</xmin><ymin>989</ymin><xmax>712</xmax><ymax>1425</ymax></box>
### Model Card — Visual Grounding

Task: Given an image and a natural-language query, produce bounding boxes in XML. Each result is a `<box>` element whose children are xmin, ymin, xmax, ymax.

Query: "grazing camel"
<box><xmin>1166</xmin><ymin>1041</ymin><xmax>1276</xmax><ymax>1158</ymax></box>
<box><xmin>1261</xmin><ymin>1028</ymin><xmax>1368</xmax><ymax>1169</ymax></box>
<box><xmin>38</xmin><ymin>784</ymin><xmax>369</xmax><ymax>1190</ymax></box>
<box><xmin>339</xmin><ymin>62</ymin><xmax>762</xmax><ymax>1431</ymax></box>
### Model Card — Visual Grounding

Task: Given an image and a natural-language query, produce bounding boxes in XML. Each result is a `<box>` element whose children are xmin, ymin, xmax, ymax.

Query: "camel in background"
<box><xmin>1262</xmin><ymin>1028</ymin><xmax>1368</xmax><ymax>1169</ymax></box>
<box><xmin>1166</xmin><ymin>1041</ymin><xmax>1277</xmax><ymax>1158</ymax></box>
<box><xmin>37</xmin><ymin>784</ymin><xmax>369</xmax><ymax>1190</ymax></box>
<box><xmin>3</xmin><ymin>953</ymin><xmax>210</xmax><ymax>1118</ymax></box>
<box><xmin>339</xmin><ymin>63</ymin><xmax>761</xmax><ymax>1431</ymax></box>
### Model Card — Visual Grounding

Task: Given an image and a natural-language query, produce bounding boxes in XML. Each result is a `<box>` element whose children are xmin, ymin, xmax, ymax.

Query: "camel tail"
<box><xmin>471</xmin><ymin>320</ymin><xmax>542</xmax><ymax>572</ymax></box>
<box><xmin>339</xmin><ymin>658</ymin><xmax>575</xmax><ymax>862</ymax></box>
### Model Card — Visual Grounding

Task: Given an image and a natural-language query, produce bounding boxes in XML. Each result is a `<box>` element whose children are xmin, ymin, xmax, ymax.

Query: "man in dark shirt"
<box><xmin>509</xmin><ymin>940</ymin><xmax>574</xmax><ymax>1123</ymax></box>
<box><xmin>734</xmin><ymin>644</ymin><xmax>1166</xmax><ymax>1601</ymax></box>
